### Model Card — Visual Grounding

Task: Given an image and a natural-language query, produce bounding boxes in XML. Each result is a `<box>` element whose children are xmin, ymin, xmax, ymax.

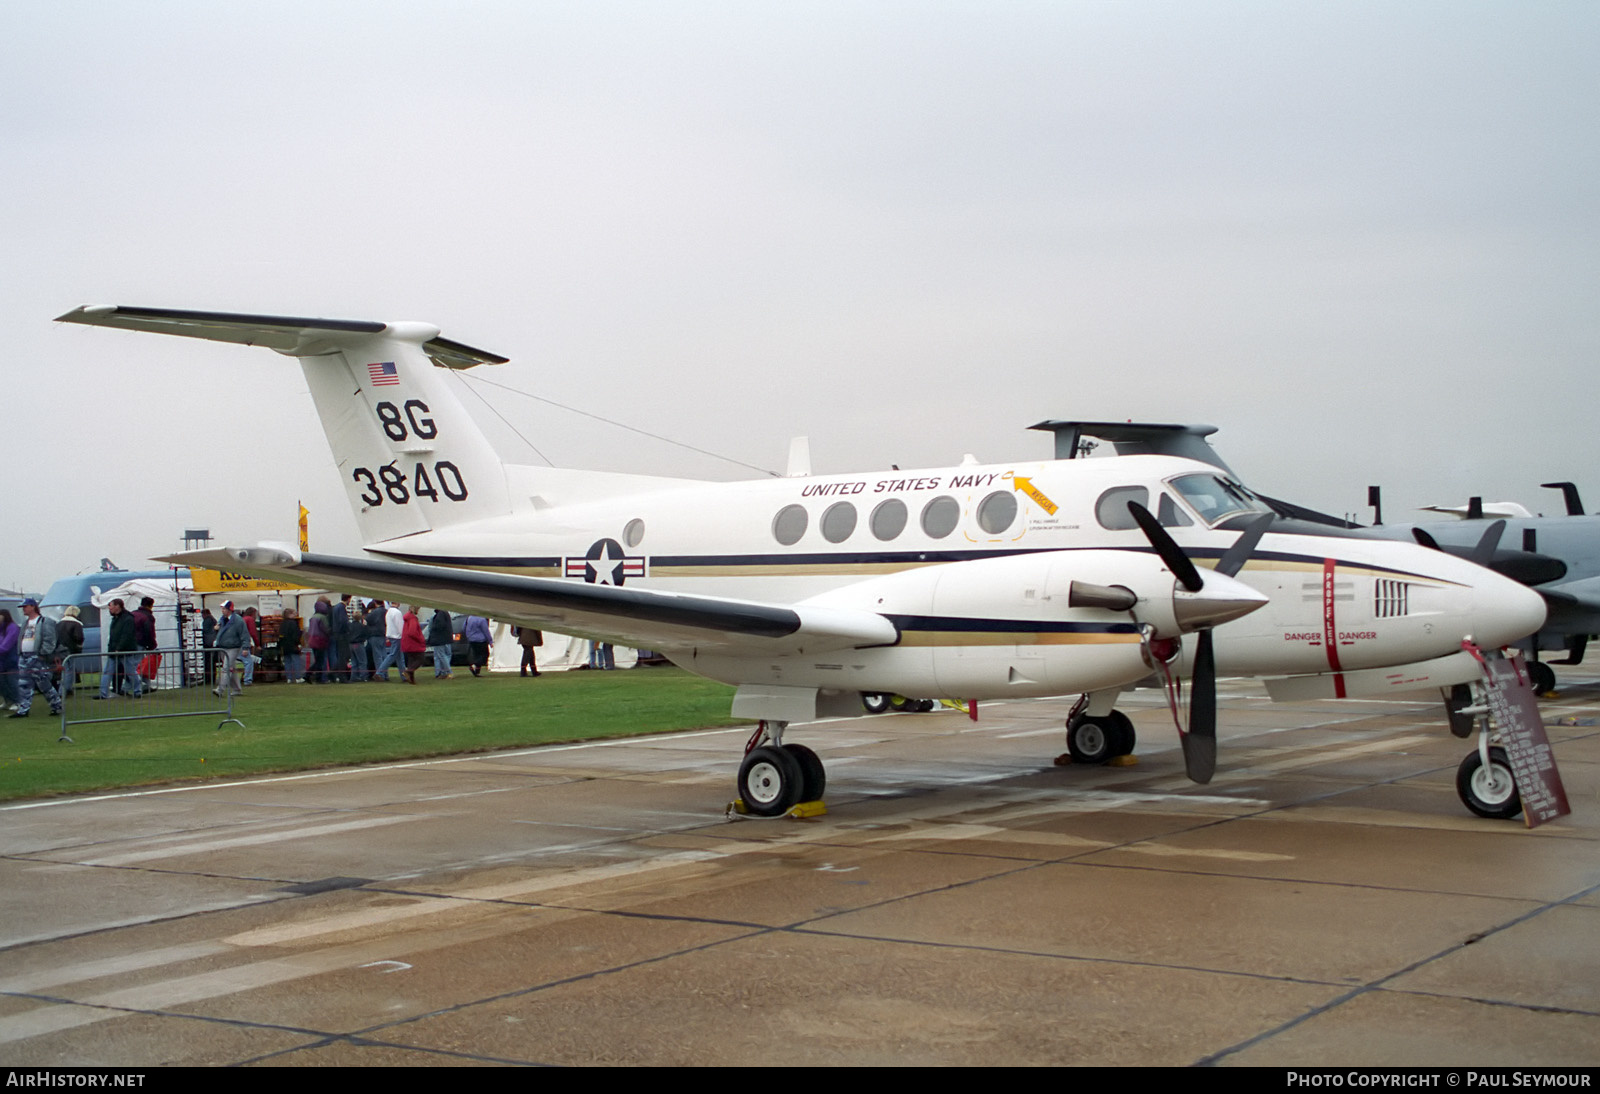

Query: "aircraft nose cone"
<box><xmin>1472</xmin><ymin>574</ymin><xmax>1548</xmax><ymax>648</ymax></box>
<box><xmin>1172</xmin><ymin>573</ymin><xmax>1270</xmax><ymax>632</ymax></box>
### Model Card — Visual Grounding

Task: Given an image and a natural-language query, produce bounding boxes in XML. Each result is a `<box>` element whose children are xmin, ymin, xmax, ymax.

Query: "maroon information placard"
<box><xmin>1478</xmin><ymin>653</ymin><xmax>1570</xmax><ymax>828</ymax></box>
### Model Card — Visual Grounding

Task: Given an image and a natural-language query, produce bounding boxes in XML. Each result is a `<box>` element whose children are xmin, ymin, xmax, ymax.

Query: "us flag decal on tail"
<box><xmin>367</xmin><ymin>361</ymin><xmax>399</xmax><ymax>386</ymax></box>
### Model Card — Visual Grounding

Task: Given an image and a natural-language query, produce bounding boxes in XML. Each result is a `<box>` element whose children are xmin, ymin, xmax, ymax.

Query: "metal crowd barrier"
<box><xmin>54</xmin><ymin>646</ymin><xmax>246</xmax><ymax>742</ymax></box>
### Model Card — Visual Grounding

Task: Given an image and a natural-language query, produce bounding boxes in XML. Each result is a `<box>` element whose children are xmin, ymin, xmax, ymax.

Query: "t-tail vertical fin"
<box><xmin>55</xmin><ymin>306</ymin><xmax>514</xmax><ymax>546</ymax></box>
<box><xmin>299</xmin><ymin>320</ymin><xmax>512</xmax><ymax>544</ymax></box>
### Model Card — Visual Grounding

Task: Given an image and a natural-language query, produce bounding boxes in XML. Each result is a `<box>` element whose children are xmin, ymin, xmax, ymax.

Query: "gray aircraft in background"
<box><xmin>1358</xmin><ymin>483</ymin><xmax>1597</xmax><ymax>693</ymax></box>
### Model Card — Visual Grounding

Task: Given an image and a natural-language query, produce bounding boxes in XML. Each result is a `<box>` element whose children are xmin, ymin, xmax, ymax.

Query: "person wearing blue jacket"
<box><xmin>463</xmin><ymin>616</ymin><xmax>492</xmax><ymax>677</ymax></box>
<box><xmin>213</xmin><ymin>601</ymin><xmax>249</xmax><ymax>697</ymax></box>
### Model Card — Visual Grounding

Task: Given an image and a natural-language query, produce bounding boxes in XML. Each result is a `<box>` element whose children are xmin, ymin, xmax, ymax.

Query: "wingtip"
<box><xmin>158</xmin><ymin>544</ymin><xmax>303</xmax><ymax>569</ymax></box>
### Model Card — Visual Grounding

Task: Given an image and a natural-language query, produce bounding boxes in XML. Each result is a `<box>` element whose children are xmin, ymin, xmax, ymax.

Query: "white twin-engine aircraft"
<box><xmin>59</xmin><ymin>306</ymin><xmax>1547</xmax><ymax>816</ymax></box>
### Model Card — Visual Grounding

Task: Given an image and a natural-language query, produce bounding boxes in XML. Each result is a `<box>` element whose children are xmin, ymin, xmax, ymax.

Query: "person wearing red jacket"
<box><xmin>399</xmin><ymin>606</ymin><xmax>427</xmax><ymax>685</ymax></box>
<box><xmin>132</xmin><ymin>596</ymin><xmax>160</xmax><ymax>688</ymax></box>
<box><xmin>242</xmin><ymin>607</ymin><xmax>261</xmax><ymax>687</ymax></box>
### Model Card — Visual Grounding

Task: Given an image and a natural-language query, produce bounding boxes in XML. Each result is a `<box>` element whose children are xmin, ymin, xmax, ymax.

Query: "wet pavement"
<box><xmin>1</xmin><ymin>670</ymin><xmax>1596</xmax><ymax>1066</ymax></box>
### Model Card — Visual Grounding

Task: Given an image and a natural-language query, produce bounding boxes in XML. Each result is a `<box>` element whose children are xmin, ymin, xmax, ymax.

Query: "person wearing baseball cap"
<box><xmin>213</xmin><ymin>601</ymin><xmax>249</xmax><ymax>697</ymax></box>
<box><xmin>10</xmin><ymin>599</ymin><xmax>61</xmax><ymax>718</ymax></box>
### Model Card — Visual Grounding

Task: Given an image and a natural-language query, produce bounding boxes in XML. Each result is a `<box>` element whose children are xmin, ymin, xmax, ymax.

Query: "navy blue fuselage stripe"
<box><xmin>302</xmin><ymin>553</ymin><xmax>801</xmax><ymax>637</ymax></box>
<box><xmin>382</xmin><ymin>545</ymin><xmax>1438</xmax><ymax>583</ymax></box>
<box><xmin>377</xmin><ymin>553</ymin><xmax>564</xmax><ymax>568</ymax></box>
<box><xmin>885</xmin><ymin>615</ymin><xmax>1140</xmax><ymax>634</ymax></box>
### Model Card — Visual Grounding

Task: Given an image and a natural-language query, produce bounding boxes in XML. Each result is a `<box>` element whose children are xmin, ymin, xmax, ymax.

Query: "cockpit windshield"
<box><xmin>1168</xmin><ymin>473</ymin><xmax>1272</xmax><ymax>526</ymax></box>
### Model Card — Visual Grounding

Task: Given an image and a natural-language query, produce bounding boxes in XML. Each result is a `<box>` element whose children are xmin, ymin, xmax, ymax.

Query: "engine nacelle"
<box><xmin>685</xmin><ymin>549</ymin><xmax>1265</xmax><ymax>700</ymax></box>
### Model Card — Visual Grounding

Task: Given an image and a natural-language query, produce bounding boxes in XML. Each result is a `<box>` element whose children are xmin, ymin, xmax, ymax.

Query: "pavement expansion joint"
<box><xmin>1196</xmin><ymin>876</ymin><xmax>1600</xmax><ymax>1066</ymax></box>
<box><xmin>1384</xmin><ymin>987</ymin><xmax>1600</xmax><ymax>1021</ymax></box>
<box><xmin>778</xmin><ymin>924</ymin><xmax>1353</xmax><ymax>990</ymax></box>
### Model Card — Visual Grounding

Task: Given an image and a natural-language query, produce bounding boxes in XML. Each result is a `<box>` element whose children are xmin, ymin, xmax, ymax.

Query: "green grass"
<box><xmin>0</xmin><ymin>667</ymin><xmax>744</xmax><ymax>802</ymax></box>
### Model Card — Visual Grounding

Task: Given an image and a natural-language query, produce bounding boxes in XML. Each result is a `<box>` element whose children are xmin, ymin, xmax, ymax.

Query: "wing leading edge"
<box><xmin>160</xmin><ymin>547</ymin><xmax>898</xmax><ymax>655</ymax></box>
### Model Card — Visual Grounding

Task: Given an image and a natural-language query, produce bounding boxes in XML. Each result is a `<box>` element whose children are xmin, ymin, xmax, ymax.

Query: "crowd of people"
<box><xmin>0</xmin><ymin>597</ymin><xmax>129</xmax><ymax>714</ymax></box>
<box><xmin>204</xmin><ymin>595</ymin><xmax>539</xmax><ymax>696</ymax></box>
<box><xmin>0</xmin><ymin>593</ymin><xmax>559</xmax><ymax>710</ymax></box>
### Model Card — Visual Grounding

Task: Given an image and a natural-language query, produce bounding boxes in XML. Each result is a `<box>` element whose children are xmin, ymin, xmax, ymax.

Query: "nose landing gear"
<box><xmin>1446</xmin><ymin>670</ymin><xmax>1528</xmax><ymax>821</ymax></box>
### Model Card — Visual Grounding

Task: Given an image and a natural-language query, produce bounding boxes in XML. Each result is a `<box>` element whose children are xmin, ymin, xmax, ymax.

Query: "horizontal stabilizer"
<box><xmin>1030</xmin><ymin>420</ymin><xmax>1229</xmax><ymax>470</ymax></box>
<box><xmin>56</xmin><ymin>305</ymin><xmax>508</xmax><ymax>369</ymax></box>
<box><xmin>161</xmin><ymin>547</ymin><xmax>898</xmax><ymax>655</ymax></box>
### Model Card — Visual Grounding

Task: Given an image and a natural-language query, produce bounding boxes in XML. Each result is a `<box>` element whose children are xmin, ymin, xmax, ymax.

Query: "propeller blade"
<box><xmin>1182</xmin><ymin>629</ymin><xmax>1217</xmax><ymax>783</ymax></box>
<box><xmin>1469</xmin><ymin>520</ymin><xmax>1506</xmax><ymax>567</ymax></box>
<box><xmin>1412</xmin><ymin>527</ymin><xmax>1441</xmax><ymax>550</ymax></box>
<box><xmin>1214</xmin><ymin>512</ymin><xmax>1274</xmax><ymax>578</ymax></box>
<box><xmin>1127</xmin><ymin>502</ymin><xmax>1204</xmax><ymax>593</ymax></box>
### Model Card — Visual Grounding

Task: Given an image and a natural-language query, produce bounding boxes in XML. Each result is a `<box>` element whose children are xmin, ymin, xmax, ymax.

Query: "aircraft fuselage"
<box><xmin>370</xmin><ymin>453</ymin><xmax>1546</xmax><ymax>699</ymax></box>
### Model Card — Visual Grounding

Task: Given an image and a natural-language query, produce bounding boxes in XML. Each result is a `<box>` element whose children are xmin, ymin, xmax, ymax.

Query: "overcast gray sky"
<box><xmin>6</xmin><ymin>1</ymin><xmax>1597</xmax><ymax>591</ymax></box>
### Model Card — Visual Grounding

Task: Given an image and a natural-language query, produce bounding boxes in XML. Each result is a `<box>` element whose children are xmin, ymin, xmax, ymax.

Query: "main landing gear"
<box><xmin>736</xmin><ymin>720</ymin><xmax>827</xmax><ymax>817</ymax></box>
<box><xmin>1065</xmin><ymin>710</ymin><xmax>1137</xmax><ymax>765</ymax></box>
<box><xmin>1061</xmin><ymin>692</ymin><xmax>1138</xmax><ymax>766</ymax></box>
<box><xmin>861</xmin><ymin>692</ymin><xmax>936</xmax><ymax>714</ymax></box>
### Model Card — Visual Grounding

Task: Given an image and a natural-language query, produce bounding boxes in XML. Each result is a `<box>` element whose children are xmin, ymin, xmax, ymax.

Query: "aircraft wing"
<box><xmin>161</xmin><ymin>547</ymin><xmax>898</xmax><ymax>655</ymax></box>
<box><xmin>1535</xmin><ymin>576</ymin><xmax>1600</xmax><ymax>614</ymax></box>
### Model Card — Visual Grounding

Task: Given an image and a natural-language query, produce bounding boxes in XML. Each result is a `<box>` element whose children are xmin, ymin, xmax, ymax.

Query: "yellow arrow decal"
<box><xmin>1012</xmin><ymin>475</ymin><xmax>1058</xmax><ymax>515</ymax></box>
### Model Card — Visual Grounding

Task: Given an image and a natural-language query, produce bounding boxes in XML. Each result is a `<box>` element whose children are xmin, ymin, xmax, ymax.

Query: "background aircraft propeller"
<box><xmin>1127</xmin><ymin>504</ymin><xmax>1274</xmax><ymax>782</ymax></box>
<box><xmin>1370</xmin><ymin>483</ymin><xmax>1563</xmax><ymax>584</ymax></box>
<box><xmin>1469</xmin><ymin>520</ymin><xmax>1506</xmax><ymax>567</ymax></box>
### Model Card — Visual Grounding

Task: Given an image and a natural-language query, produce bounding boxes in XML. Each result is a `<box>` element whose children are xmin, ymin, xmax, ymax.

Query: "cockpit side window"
<box><xmin>1094</xmin><ymin>486</ymin><xmax>1149</xmax><ymax>530</ymax></box>
<box><xmin>1168</xmin><ymin>473</ymin><xmax>1270</xmax><ymax>525</ymax></box>
<box><xmin>1158</xmin><ymin>492</ymin><xmax>1193</xmax><ymax>527</ymax></box>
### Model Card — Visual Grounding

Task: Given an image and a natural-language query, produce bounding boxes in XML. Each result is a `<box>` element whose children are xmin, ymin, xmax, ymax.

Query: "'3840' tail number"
<box><xmin>352</xmin><ymin>400</ymin><xmax>468</xmax><ymax>506</ymax></box>
<box><xmin>352</xmin><ymin>461</ymin><xmax>468</xmax><ymax>506</ymax></box>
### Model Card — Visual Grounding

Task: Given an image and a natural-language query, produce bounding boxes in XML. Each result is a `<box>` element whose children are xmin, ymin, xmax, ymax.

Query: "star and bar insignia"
<box><xmin>564</xmin><ymin>538</ymin><xmax>646</xmax><ymax>585</ymax></box>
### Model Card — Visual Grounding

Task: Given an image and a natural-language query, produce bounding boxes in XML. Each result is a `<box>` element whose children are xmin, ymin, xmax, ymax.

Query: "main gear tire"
<box><xmin>1106</xmin><ymin>711</ymin><xmax>1137</xmax><ymax>757</ymax></box>
<box><xmin>1066</xmin><ymin>714</ymin><xmax>1116</xmax><ymax>765</ymax></box>
<box><xmin>739</xmin><ymin>745</ymin><xmax>803</xmax><ymax>817</ymax></box>
<box><xmin>783</xmin><ymin>743</ymin><xmax>827</xmax><ymax>803</ymax></box>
